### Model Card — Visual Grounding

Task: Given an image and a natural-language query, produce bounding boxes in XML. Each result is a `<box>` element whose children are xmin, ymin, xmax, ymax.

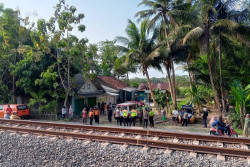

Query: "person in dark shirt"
<box><xmin>217</xmin><ymin>116</ymin><xmax>228</xmax><ymax>135</ymax></box>
<box><xmin>203</xmin><ymin>108</ymin><xmax>208</xmax><ymax>128</ymax></box>
<box><xmin>107</xmin><ymin>107</ymin><xmax>113</xmax><ymax>123</ymax></box>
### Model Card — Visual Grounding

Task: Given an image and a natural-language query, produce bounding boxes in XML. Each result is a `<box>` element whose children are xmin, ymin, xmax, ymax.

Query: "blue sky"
<box><xmin>1</xmin><ymin>0</ymin><xmax>187</xmax><ymax>78</ymax></box>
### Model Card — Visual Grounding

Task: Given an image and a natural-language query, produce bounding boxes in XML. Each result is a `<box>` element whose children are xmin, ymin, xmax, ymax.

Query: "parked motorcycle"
<box><xmin>210</xmin><ymin>124</ymin><xmax>238</xmax><ymax>137</ymax></box>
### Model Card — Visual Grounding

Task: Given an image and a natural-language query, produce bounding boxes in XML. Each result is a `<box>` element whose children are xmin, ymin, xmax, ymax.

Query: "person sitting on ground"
<box><xmin>172</xmin><ymin>107</ymin><xmax>178</xmax><ymax>125</ymax></box>
<box><xmin>10</xmin><ymin>111</ymin><xmax>21</xmax><ymax>120</ymax></box>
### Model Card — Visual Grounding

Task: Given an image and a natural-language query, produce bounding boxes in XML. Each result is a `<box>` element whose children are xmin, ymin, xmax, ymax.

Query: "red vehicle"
<box><xmin>0</xmin><ymin>104</ymin><xmax>30</xmax><ymax>119</ymax></box>
<box><xmin>210</xmin><ymin>124</ymin><xmax>238</xmax><ymax>137</ymax></box>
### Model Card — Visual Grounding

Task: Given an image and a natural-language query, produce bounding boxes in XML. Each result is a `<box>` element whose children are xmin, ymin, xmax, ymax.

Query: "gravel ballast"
<box><xmin>0</xmin><ymin>131</ymin><xmax>248</xmax><ymax>167</ymax></box>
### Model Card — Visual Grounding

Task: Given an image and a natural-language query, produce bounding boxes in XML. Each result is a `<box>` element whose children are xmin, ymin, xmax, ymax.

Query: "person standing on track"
<box><xmin>88</xmin><ymin>108</ymin><xmax>94</xmax><ymax>125</ymax></box>
<box><xmin>82</xmin><ymin>108</ymin><xmax>87</xmax><ymax>124</ymax></box>
<box><xmin>149</xmin><ymin>108</ymin><xmax>154</xmax><ymax>128</ymax></box>
<box><xmin>131</xmin><ymin>108</ymin><xmax>137</xmax><ymax>126</ymax></box>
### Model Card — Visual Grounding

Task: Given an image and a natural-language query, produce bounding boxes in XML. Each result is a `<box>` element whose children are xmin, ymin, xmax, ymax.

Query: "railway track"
<box><xmin>0</xmin><ymin>119</ymin><xmax>249</xmax><ymax>161</ymax></box>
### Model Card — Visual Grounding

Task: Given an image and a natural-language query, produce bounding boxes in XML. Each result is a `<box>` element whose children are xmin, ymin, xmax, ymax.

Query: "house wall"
<box><xmin>106</xmin><ymin>94</ymin><xmax>116</xmax><ymax>105</ymax></box>
<box><xmin>78</xmin><ymin>79</ymin><xmax>98</xmax><ymax>93</ymax></box>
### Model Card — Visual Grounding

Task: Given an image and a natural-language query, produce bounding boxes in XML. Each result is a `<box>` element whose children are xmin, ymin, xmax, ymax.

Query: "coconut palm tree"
<box><xmin>135</xmin><ymin>0</ymin><xmax>198</xmax><ymax>108</ymax></box>
<box><xmin>183</xmin><ymin>0</ymin><xmax>250</xmax><ymax>112</ymax></box>
<box><xmin>116</xmin><ymin>19</ymin><xmax>163</xmax><ymax>115</ymax></box>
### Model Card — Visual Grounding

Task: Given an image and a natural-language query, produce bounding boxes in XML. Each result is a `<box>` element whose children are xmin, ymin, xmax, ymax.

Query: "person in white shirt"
<box><xmin>62</xmin><ymin>106</ymin><xmax>67</xmax><ymax>119</ymax></box>
<box><xmin>172</xmin><ymin>107</ymin><xmax>179</xmax><ymax>125</ymax></box>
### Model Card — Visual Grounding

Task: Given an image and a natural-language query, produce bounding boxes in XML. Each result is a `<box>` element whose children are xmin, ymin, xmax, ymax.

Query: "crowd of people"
<box><xmin>79</xmin><ymin>103</ymin><xmax>155</xmax><ymax>128</ymax></box>
<box><xmin>60</xmin><ymin>101</ymin><xmax>231</xmax><ymax>134</ymax></box>
<box><xmin>171</xmin><ymin>107</ymin><xmax>190</xmax><ymax>127</ymax></box>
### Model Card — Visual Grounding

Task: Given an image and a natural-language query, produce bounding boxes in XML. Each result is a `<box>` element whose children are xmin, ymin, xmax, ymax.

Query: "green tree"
<box><xmin>231</xmin><ymin>80</ymin><xmax>250</xmax><ymax>129</ymax></box>
<box><xmin>46</xmin><ymin>0</ymin><xmax>86</xmax><ymax>106</ymax></box>
<box><xmin>135</xmin><ymin>0</ymin><xmax>198</xmax><ymax>109</ymax></box>
<box><xmin>117</xmin><ymin>19</ymin><xmax>162</xmax><ymax>115</ymax></box>
<box><xmin>183</xmin><ymin>0</ymin><xmax>250</xmax><ymax>112</ymax></box>
<box><xmin>28</xmin><ymin>90</ymin><xmax>47</xmax><ymax>112</ymax></box>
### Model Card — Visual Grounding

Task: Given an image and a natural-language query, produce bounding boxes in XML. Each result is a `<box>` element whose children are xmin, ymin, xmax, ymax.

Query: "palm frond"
<box><xmin>183</xmin><ymin>26</ymin><xmax>204</xmax><ymax>44</ymax></box>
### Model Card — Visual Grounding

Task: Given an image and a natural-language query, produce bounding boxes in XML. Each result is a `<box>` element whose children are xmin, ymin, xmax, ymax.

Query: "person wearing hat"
<box><xmin>203</xmin><ymin>108</ymin><xmax>209</xmax><ymax>128</ymax></box>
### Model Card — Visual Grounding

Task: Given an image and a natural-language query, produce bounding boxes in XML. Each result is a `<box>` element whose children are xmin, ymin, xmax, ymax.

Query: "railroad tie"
<box><xmin>153</xmin><ymin>137</ymin><xmax>159</xmax><ymax>141</ymax></box>
<box><xmin>216</xmin><ymin>141</ymin><xmax>224</xmax><ymax>147</ymax></box>
<box><xmin>73</xmin><ymin>130</ymin><xmax>80</xmax><ymax>133</ymax></box>
<box><xmin>217</xmin><ymin>154</ymin><xmax>226</xmax><ymax>161</ymax></box>
<box><xmin>193</xmin><ymin>140</ymin><xmax>199</xmax><ymax>145</ymax></box>
<box><xmin>88</xmin><ymin>131</ymin><xmax>94</xmax><ymax>134</ymax></box>
<box><xmin>67</xmin><ymin>138</ymin><xmax>74</xmax><ymax>143</ymax></box>
<box><xmin>50</xmin><ymin>136</ymin><xmax>58</xmax><ymax>141</ymax></box>
<box><xmin>119</xmin><ymin>133</ymin><xmax>125</xmax><ymax>137</ymax></box>
<box><xmin>102</xmin><ymin>142</ymin><xmax>111</xmax><ymax>148</ymax></box>
<box><xmin>189</xmin><ymin>151</ymin><xmax>197</xmax><ymax>158</ymax></box>
<box><xmin>173</xmin><ymin>138</ymin><xmax>179</xmax><ymax>143</ymax></box>
<box><xmin>241</xmin><ymin>144</ymin><xmax>248</xmax><ymax>150</ymax></box>
<box><xmin>104</xmin><ymin>132</ymin><xmax>109</xmax><ymax>136</ymax></box>
<box><xmin>120</xmin><ymin>144</ymin><xmax>129</xmax><ymax>150</ymax></box>
<box><xmin>164</xmin><ymin>149</ymin><xmax>173</xmax><ymax>155</ymax></box>
<box><xmin>141</xmin><ymin>145</ymin><xmax>150</xmax><ymax>152</ymax></box>
<box><xmin>82</xmin><ymin>140</ymin><xmax>92</xmax><ymax>146</ymax></box>
<box><xmin>135</xmin><ymin>135</ymin><xmax>141</xmax><ymax>139</ymax></box>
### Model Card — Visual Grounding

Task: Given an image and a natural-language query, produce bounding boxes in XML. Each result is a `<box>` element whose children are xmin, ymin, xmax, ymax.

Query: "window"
<box><xmin>82</xmin><ymin>84</ymin><xmax>85</xmax><ymax>89</ymax></box>
<box><xmin>17</xmin><ymin>105</ymin><xmax>28</xmax><ymax>110</ymax></box>
<box><xmin>87</xmin><ymin>84</ymin><xmax>90</xmax><ymax>89</ymax></box>
<box><xmin>0</xmin><ymin>106</ymin><xmax>4</xmax><ymax>110</ymax></box>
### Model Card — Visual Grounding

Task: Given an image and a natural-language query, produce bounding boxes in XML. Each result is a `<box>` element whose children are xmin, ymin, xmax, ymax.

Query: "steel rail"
<box><xmin>0</xmin><ymin>125</ymin><xmax>249</xmax><ymax>158</ymax></box>
<box><xmin>0</xmin><ymin>119</ymin><xmax>250</xmax><ymax>145</ymax></box>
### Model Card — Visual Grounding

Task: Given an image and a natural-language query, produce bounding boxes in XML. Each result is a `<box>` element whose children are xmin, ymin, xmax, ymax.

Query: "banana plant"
<box><xmin>231</xmin><ymin>80</ymin><xmax>250</xmax><ymax>129</ymax></box>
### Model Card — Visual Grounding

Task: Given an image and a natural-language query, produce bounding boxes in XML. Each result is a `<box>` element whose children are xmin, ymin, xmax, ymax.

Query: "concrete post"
<box><xmin>243</xmin><ymin>114</ymin><xmax>250</xmax><ymax>137</ymax></box>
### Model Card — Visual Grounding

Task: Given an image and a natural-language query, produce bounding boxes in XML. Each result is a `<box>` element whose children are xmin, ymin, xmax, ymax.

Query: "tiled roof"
<box><xmin>138</xmin><ymin>82</ymin><xmax>170</xmax><ymax>91</ymax></box>
<box><xmin>97</xmin><ymin>76</ymin><xmax>129</xmax><ymax>90</ymax></box>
